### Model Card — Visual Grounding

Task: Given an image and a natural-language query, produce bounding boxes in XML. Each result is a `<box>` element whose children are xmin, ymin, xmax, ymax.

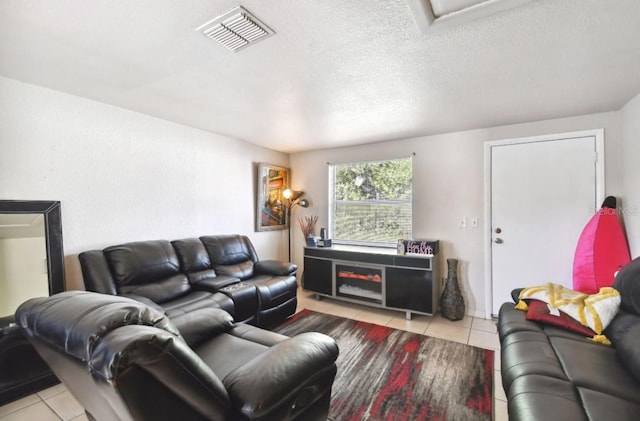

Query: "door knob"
<box><xmin>495</xmin><ymin>228</ymin><xmax>502</xmax><ymax>234</ymax></box>
<box><xmin>494</xmin><ymin>238</ymin><xmax>503</xmax><ymax>244</ymax></box>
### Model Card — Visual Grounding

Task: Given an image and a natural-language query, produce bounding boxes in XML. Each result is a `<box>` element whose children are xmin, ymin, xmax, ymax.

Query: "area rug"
<box><xmin>273</xmin><ymin>309</ymin><xmax>493</xmax><ymax>421</ymax></box>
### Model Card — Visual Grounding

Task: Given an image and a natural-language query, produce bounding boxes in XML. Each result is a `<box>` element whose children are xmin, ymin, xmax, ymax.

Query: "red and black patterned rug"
<box><xmin>273</xmin><ymin>309</ymin><xmax>493</xmax><ymax>421</ymax></box>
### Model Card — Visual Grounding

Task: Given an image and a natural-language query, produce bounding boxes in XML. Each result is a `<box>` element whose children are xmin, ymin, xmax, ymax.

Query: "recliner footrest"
<box><xmin>248</xmin><ymin>276</ymin><xmax>298</xmax><ymax>327</ymax></box>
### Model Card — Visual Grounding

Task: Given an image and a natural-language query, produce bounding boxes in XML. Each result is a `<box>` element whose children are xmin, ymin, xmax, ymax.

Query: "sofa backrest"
<box><xmin>16</xmin><ymin>291</ymin><xmax>231</xmax><ymax>421</ymax></box>
<box><xmin>614</xmin><ymin>256</ymin><xmax>640</xmax><ymax>315</ymax></box>
<box><xmin>171</xmin><ymin>238</ymin><xmax>218</xmax><ymax>284</ymax></box>
<box><xmin>79</xmin><ymin>235</ymin><xmax>267</xmax><ymax>299</ymax></box>
<box><xmin>200</xmin><ymin>235</ymin><xmax>259</xmax><ymax>280</ymax></box>
<box><xmin>103</xmin><ymin>240</ymin><xmax>190</xmax><ymax>303</ymax></box>
<box><xmin>79</xmin><ymin>249</ymin><xmax>118</xmax><ymax>295</ymax></box>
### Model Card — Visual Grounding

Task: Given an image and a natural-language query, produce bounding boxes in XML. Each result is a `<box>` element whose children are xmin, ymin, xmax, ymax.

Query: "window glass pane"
<box><xmin>334</xmin><ymin>202</ymin><xmax>412</xmax><ymax>243</ymax></box>
<box><xmin>335</xmin><ymin>160</ymin><xmax>412</xmax><ymax>201</ymax></box>
<box><xmin>331</xmin><ymin>157</ymin><xmax>412</xmax><ymax>245</ymax></box>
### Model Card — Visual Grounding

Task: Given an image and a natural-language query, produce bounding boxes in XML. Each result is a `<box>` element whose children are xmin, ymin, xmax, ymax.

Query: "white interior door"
<box><xmin>488</xmin><ymin>131</ymin><xmax>603</xmax><ymax>316</ymax></box>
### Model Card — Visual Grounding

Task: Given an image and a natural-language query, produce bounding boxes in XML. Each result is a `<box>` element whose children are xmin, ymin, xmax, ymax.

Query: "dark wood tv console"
<box><xmin>302</xmin><ymin>245</ymin><xmax>440</xmax><ymax>319</ymax></box>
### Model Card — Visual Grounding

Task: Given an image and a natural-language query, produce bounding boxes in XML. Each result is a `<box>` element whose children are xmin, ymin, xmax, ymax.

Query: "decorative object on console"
<box><xmin>298</xmin><ymin>214</ymin><xmax>317</xmax><ymax>248</ymax></box>
<box><xmin>317</xmin><ymin>228</ymin><xmax>332</xmax><ymax>248</ymax></box>
<box><xmin>440</xmin><ymin>258</ymin><xmax>466</xmax><ymax>321</ymax></box>
<box><xmin>256</xmin><ymin>163</ymin><xmax>289</xmax><ymax>232</ymax></box>
<box><xmin>402</xmin><ymin>239</ymin><xmax>439</xmax><ymax>256</ymax></box>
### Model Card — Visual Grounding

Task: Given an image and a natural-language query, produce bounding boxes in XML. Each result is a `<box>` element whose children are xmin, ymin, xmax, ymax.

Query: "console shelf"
<box><xmin>302</xmin><ymin>244</ymin><xmax>440</xmax><ymax>319</ymax></box>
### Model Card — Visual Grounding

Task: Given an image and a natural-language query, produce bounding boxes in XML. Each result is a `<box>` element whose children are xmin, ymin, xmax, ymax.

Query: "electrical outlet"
<box><xmin>459</xmin><ymin>217</ymin><xmax>467</xmax><ymax>228</ymax></box>
<box><xmin>470</xmin><ymin>217</ymin><xmax>479</xmax><ymax>228</ymax></box>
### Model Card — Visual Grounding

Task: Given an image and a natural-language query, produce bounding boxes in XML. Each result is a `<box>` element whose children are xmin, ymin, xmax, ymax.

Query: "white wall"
<box><xmin>0</xmin><ymin>76</ymin><xmax>290</xmax><ymax>290</ymax></box>
<box><xmin>621</xmin><ymin>92</ymin><xmax>640</xmax><ymax>257</ymax></box>
<box><xmin>290</xmin><ymin>112</ymin><xmax>624</xmax><ymax>317</ymax></box>
<box><xmin>2</xmin><ymin>74</ymin><xmax>635</xmax><ymax>310</ymax></box>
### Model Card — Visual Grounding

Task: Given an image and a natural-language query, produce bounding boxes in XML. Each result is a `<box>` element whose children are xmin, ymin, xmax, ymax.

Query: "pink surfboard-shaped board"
<box><xmin>573</xmin><ymin>196</ymin><xmax>631</xmax><ymax>294</ymax></box>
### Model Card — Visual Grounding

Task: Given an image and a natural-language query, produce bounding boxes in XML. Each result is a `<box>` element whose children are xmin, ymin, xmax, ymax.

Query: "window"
<box><xmin>329</xmin><ymin>157</ymin><xmax>412</xmax><ymax>247</ymax></box>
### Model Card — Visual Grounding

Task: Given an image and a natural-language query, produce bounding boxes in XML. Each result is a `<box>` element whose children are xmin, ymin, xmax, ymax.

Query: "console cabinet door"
<box><xmin>386</xmin><ymin>267</ymin><xmax>433</xmax><ymax>314</ymax></box>
<box><xmin>302</xmin><ymin>257</ymin><xmax>333</xmax><ymax>295</ymax></box>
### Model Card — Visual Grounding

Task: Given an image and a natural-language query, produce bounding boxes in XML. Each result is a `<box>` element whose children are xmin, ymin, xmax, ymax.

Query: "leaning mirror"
<box><xmin>0</xmin><ymin>200</ymin><xmax>65</xmax><ymax>404</ymax></box>
<box><xmin>0</xmin><ymin>200</ymin><xmax>65</xmax><ymax>326</ymax></box>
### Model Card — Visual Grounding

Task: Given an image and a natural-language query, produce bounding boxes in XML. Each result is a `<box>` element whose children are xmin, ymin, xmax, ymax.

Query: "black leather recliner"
<box><xmin>16</xmin><ymin>291</ymin><xmax>339</xmax><ymax>421</ymax></box>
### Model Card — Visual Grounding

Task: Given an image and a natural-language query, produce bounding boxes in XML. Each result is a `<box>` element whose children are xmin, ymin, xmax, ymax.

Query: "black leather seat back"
<box><xmin>78</xmin><ymin>250</ymin><xmax>118</xmax><ymax>295</ymax></box>
<box><xmin>16</xmin><ymin>291</ymin><xmax>178</xmax><ymax>361</ymax></box>
<box><xmin>201</xmin><ymin>235</ymin><xmax>259</xmax><ymax>280</ymax></box>
<box><xmin>614</xmin><ymin>257</ymin><xmax>640</xmax><ymax>315</ymax></box>
<box><xmin>172</xmin><ymin>238</ymin><xmax>218</xmax><ymax>284</ymax></box>
<box><xmin>104</xmin><ymin>240</ymin><xmax>190</xmax><ymax>303</ymax></box>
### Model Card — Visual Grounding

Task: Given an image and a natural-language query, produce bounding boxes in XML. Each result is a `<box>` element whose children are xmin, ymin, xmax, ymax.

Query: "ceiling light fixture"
<box><xmin>406</xmin><ymin>0</ymin><xmax>535</xmax><ymax>33</ymax></box>
<box><xmin>196</xmin><ymin>6</ymin><xmax>275</xmax><ymax>52</ymax></box>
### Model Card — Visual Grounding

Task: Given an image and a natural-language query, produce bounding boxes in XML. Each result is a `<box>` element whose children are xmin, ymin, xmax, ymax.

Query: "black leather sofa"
<box><xmin>79</xmin><ymin>235</ymin><xmax>298</xmax><ymax>328</ymax></box>
<box><xmin>498</xmin><ymin>257</ymin><xmax>640</xmax><ymax>420</ymax></box>
<box><xmin>16</xmin><ymin>291</ymin><xmax>338</xmax><ymax>421</ymax></box>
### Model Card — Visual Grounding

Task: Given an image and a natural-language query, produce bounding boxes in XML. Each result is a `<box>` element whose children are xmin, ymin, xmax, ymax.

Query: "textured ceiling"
<box><xmin>1</xmin><ymin>0</ymin><xmax>639</xmax><ymax>153</ymax></box>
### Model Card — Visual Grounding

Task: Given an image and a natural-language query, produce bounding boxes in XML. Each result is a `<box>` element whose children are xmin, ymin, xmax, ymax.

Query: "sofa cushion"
<box><xmin>104</xmin><ymin>240</ymin><xmax>190</xmax><ymax>303</ymax></box>
<box><xmin>551</xmin><ymin>336</ymin><xmax>640</xmax><ymax>402</ymax></box>
<box><xmin>578</xmin><ymin>387</ymin><xmax>640</xmax><ymax>421</ymax></box>
<box><xmin>170</xmin><ymin>308</ymin><xmax>234</xmax><ymax>347</ymax></box>
<box><xmin>497</xmin><ymin>302</ymin><xmax>544</xmax><ymax>341</ymax></box>
<box><xmin>501</xmin><ymin>330</ymin><xmax>568</xmax><ymax>390</ymax></box>
<box><xmin>201</xmin><ymin>235</ymin><xmax>259</xmax><ymax>280</ymax></box>
<box><xmin>526</xmin><ymin>300</ymin><xmax>596</xmax><ymax>337</ymax></box>
<box><xmin>215</xmin><ymin>260</ymin><xmax>255</xmax><ymax>280</ymax></box>
<box><xmin>613</xmin><ymin>257</ymin><xmax>640</xmax><ymax>315</ymax></box>
<box><xmin>507</xmin><ymin>375</ymin><xmax>586</xmax><ymax>421</ymax></box>
<box><xmin>161</xmin><ymin>291</ymin><xmax>234</xmax><ymax>319</ymax></box>
<box><xmin>172</xmin><ymin>238</ymin><xmax>218</xmax><ymax>284</ymax></box>
<box><xmin>195</xmin><ymin>333</ymin><xmax>269</xmax><ymax>380</ymax></box>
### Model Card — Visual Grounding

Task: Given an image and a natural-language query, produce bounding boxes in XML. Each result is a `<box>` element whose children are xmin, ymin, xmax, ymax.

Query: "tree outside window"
<box><xmin>330</xmin><ymin>157</ymin><xmax>412</xmax><ymax>246</ymax></box>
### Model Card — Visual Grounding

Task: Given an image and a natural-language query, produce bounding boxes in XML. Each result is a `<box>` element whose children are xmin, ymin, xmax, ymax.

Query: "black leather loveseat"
<box><xmin>79</xmin><ymin>235</ymin><xmax>298</xmax><ymax>328</ymax></box>
<box><xmin>498</xmin><ymin>257</ymin><xmax>640</xmax><ymax>420</ymax></box>
<box><xmin>16</xmin><ymin>291</ymin><xmax>339</xmax><ymax>421</ymax></box>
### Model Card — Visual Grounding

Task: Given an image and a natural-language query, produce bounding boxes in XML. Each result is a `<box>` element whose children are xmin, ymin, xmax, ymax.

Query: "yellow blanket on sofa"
<box><xmin>516</xmin><ymin>283</ymin><xmax>620</xmax><ymax>336</ymax></box>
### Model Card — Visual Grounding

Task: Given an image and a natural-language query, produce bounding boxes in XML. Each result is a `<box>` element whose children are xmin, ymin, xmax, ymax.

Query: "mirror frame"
<box><xmin>0</xmin><ymin>200</ymin><xmax>65</xmax><ymax>302</ymax></box>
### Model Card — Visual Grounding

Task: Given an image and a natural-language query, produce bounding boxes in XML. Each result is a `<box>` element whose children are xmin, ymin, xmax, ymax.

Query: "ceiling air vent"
<box><xmin>196</xmin><ymin>6</ymin><xmax>274</xmax><ymax>52</ymax></box>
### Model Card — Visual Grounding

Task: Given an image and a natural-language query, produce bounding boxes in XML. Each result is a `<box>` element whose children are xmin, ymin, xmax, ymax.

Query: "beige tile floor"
<box><xmin>0</xmin><ymin>290</ymin><xmax>508</xmax><ymax>420</ymax></box>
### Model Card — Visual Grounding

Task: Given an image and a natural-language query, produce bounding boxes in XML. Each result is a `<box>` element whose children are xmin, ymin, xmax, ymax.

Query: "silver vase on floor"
<box><xmin>441</xmin><ymin>258</ymin><xmax>465</xmax><ymax>321</ymax></box>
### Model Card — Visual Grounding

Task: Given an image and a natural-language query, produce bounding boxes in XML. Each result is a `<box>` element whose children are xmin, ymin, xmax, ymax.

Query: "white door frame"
<box><xmin>483</xmin><ymin>129</ymin><xmax>605</xmax><ymax>319</ymax></box>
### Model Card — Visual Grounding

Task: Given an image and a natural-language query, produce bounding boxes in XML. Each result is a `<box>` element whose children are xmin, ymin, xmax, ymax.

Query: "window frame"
<box><xmin>328</xmin><ymin>156</ymin><xmax>413</xmax><ymax>248</ymax></box>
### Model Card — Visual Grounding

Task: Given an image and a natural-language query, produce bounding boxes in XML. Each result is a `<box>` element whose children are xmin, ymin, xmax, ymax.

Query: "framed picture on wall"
<box><xmin>256</xmin><ymin>163</ymin><xmax>289</xmax><ymax>231</ymax></box>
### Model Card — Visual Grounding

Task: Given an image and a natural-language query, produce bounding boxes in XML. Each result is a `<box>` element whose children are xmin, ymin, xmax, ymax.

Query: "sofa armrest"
<box><xmin>171</xmin><ymin>308</ymin><xmax>234</xmax><ymax>347</ymax></box>
<box><xmin>223</xmin><ymin>332</ymin><xmax>338</xmax><ymax>419</ymax></box>
<box><xmin>255</xmin><ymin>260</ymin><xmax>297</xmax><ymax>276</ymax></box>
